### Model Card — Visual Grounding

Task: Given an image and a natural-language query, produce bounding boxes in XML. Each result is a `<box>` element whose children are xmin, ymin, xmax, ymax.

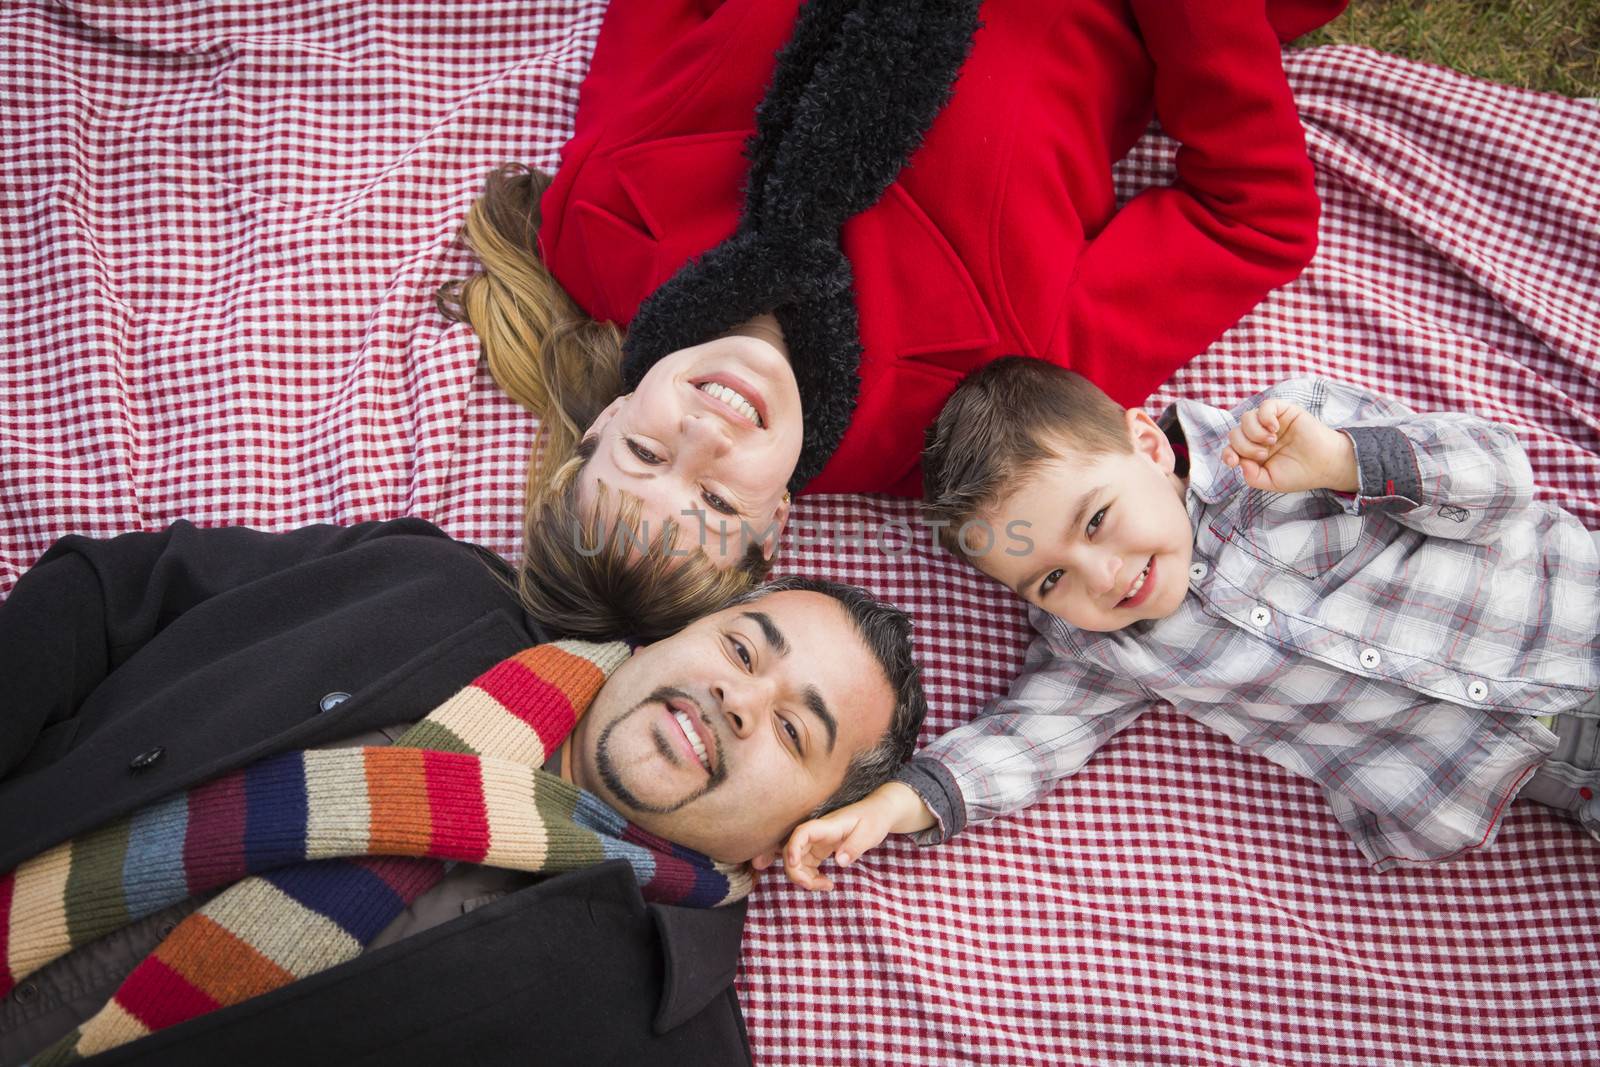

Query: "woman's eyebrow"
<box><xmin>612</xmin><ymin>435</ymin><xmax>659</xmax><ymax>479</ymax></box>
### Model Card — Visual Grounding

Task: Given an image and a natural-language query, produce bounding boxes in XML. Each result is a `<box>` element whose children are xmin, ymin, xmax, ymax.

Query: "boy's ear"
<box><xmin>1124</xmin><ymin>408</ymin><xmax>1175</xmax><ymax>473</ymax></box>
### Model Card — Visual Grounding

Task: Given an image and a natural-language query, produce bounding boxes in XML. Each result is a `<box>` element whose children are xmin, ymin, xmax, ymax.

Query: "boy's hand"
<box><xmin>1221</xmin><ymin>398</ymin><xmax>1358</xmax><ymax>494</ymax></box>
<box><xmin>774</xmin><ymin>782</ymin><xmax>936</xmax><ymax>892</ymax></box>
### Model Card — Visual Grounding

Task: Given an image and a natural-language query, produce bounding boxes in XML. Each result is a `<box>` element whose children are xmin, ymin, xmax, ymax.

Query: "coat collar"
<box><xmin>649</xmin><ymin>896</ymin><xmax>749</xmax><ymax>1032</ymax></box>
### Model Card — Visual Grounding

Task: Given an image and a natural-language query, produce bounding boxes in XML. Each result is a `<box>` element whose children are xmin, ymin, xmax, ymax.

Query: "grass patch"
<box><xmin>1294</xmin><ymin>0</ymin><xmax>1600</xmax><ymax>98</ymax></box>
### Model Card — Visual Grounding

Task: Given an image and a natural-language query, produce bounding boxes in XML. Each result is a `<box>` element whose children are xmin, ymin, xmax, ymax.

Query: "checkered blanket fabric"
<box><xmin>3</xmin><ymin>3</ymin><xmax>1598</xmax><ymax>1064</ymax></box>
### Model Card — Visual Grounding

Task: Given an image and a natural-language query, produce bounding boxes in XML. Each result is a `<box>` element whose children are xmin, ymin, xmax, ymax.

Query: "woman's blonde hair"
<box><xmin>439</xmin><ymin>166</ymin><xmax>769</xmax><ymax>636</ymax></box>
<box><xmin>437</xmin><ymin>164</ymin><xmax>624</xmax><ymax>502</ymax></box>
<box><xmin>518</xmin><ymin>438</ymin><xmax>769</xmax><ymax>640</ymax></box>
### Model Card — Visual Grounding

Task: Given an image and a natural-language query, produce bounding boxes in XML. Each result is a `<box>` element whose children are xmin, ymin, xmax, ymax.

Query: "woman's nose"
<box><xmin>680</xmin><ymin>413</ymin><xmax>735</xmax><ymax>461</ymax></box>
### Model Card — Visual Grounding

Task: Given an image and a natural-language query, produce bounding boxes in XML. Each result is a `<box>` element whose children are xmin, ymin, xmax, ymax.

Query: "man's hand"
<box><xmin>764</xmin><ymin>782</ymin><xmax>936</xmax><ymax>892</ymax></box>
<box><xmin>1221</xmin><ymin>398</ymin><xmax>1358</xmax><ymax>494</ymax></box>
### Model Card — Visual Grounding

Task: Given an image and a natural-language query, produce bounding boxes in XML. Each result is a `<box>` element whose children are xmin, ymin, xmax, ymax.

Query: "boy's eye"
<box><xmin>1039</xmin><ymin>568</ymin><xmax>1064</xmax><ymax>596</ymax></box>
<box><xmin>728</xmin><ymin>634</ymin><xmax>752</xmax><ymax>669</ymax></box>
<box><xmin>626</xmin><ymin>439</ymin><xmax>664</xmax><ymax>465</ymax></box>
<box><xmin>702</xmin><ymin>490</ymin><xmax>738</xmax><ymax>516</ymax></box>
<box><xmin>780</xmin><ymin>717</ymin><xmax>801</xmax><ymax>751</ymax></box>
<box><xmin>1087</xmin><ymin>506</ymin><xmax>1109</xmax><ymax>535</ymax></box>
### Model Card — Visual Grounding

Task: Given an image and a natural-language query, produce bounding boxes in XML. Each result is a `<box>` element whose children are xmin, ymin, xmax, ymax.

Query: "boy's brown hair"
<box><xmin>921</xmin><ymin>356</ymin><xmax>1132</xmax><ymax>558</ymax></box>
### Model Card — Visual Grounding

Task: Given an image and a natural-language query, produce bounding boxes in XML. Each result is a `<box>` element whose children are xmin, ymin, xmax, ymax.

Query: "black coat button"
<box><xmin>319</xmin><ymin>692</ymin><xmax>352</xmax><ymax>713</ymax></box>
<box><xmin>128</xmin><ymin>746</ymin><xmax>165</xmax><ymax>771</ymax></box>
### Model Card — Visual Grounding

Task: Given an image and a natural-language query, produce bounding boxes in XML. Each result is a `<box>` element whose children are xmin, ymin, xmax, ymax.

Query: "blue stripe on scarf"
<box><xmin>573</xmin><ymin>790</ymin><xmax>729</xmax><ymax>906</ymax></box>
<box><xmin>266</xmin><ymin>860</ymin><xmax>411</xmax><ymax>944</ymax></box>
<box><xmin>121</xmin><ymin>792</ymin><xmax>190</xmax><ymax>920</ymax></box>
<box><xmin>244</xmin><ymin>753</ymin><xmax>309</xmax><ymax>872</ymax></box>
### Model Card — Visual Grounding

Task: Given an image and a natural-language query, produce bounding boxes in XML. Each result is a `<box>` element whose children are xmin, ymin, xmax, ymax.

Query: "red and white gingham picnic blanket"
<box><xmin>4</xmin><ymin>2</ymin><xmax>1598</xmax><ymax>1063</ymax></box>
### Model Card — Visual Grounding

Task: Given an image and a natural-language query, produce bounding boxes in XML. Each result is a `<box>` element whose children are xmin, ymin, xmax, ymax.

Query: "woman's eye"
<box><xmin>626</xmin><ymin>439</ymin><xmax>664</xmax><ymax>465</ymax></box>
<box><xmin>781</xmin><ymin>718</ymin><xmax>801</xmax><ymax>750</ymax></box>
<box><xmin>729</xmin><ymin>635</ymin><xmax>752</xmax><ymax>669</ymax></box>
<box><xmin>1039</xmin><ymin>568</ymin><xmax>1064</xmax><ymax>596</ymax></box>
<box><xmin>1087</xmin><ymin>506</ymin><xmax>1109</xmax><ymax>535</ymax></box>
<box><xmin>702</xmin><ymin>490</ymin><xmax>738</xmax><ymax>517</ymax></box>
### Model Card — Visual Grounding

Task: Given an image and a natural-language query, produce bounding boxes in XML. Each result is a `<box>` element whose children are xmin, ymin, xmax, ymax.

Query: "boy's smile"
<box><xmin>978</xmin><ymin>410</ymin><xmax>1195</xmax><ymax>631</ymax></box>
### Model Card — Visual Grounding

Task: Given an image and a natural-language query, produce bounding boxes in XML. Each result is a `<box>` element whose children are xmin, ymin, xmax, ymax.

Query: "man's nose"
<box><xmin>712</xmin><ymin>676</ymin><xmax>770</xmax><ymax>740</ymax></box>
<box><xmin>679</xmin><ymin>413</ymin><xmax>735</xmax><ymax>462</ymax></box>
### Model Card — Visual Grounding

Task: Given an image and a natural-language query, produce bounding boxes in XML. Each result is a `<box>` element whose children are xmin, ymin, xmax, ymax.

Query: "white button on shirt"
<box><xmin>1359</xmin><ymin>648</ymin><xmax>1382</xmax><ymax>669</ymax></box>
<box><xmin>1467</xmin><ymin>680</ymin><xmax>1490</xmax><ymax>702</ymax></box>
<box><xmin>1249</xmin><ymin>605</ymin><xmax>1271</xmax><ymax>628</ymax></box>
<box><xmin>1189</xmin><ymin>562</ymin><xmax>1209</xmax><ymax>581</ymax></box>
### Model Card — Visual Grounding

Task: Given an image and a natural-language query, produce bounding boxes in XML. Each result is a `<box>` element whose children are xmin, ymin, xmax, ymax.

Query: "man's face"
<box><xmin>978</xmin><ymin>410</ymin><xmax>1195</xmax><ymax>632</ymax></box>
<box><xmin>568</xmin><ymin>590</ymin><xmax>895</xmax><ymax>863</ymax></box>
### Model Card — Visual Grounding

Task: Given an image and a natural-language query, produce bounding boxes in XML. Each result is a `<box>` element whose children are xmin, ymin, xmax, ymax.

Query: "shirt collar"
<box><xmin>1159</xmin><ymin>399</ymin><xmax>1249</xmax><ymax>514</ymax></box>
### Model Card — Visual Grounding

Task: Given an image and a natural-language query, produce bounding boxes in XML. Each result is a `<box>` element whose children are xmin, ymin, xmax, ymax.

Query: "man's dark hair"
<box><xmin>922</xmin><ymin>356</ymin><xmax>1131</xmax><ymax>560</ymax></box>
<box><xmin>732</xmin><ymin>575</ymin><xmax>927</xmax><ymax>816</ymax></box>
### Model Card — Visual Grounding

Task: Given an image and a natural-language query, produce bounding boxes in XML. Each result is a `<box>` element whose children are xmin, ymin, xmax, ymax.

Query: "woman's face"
<box><xmin>577</xmin><ymin>330</ymin><xmax>803</xmax><ymax>566</ymax></box>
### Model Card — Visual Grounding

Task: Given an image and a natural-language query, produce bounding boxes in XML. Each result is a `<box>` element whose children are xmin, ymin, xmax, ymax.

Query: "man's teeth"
<box><xmin>697</xmin><ymin>382</ymin><xmax>763</xmax><ymax>427</ymax></box>
<box><xmin>1122</xmin><ymin>564</ymin><xmax>1151</xmax><ymax>602</ymax></box>
<box><xmin>673</xmin><ymin>709</ymin><xmax>709</xmax><ymax>770</ymax></box>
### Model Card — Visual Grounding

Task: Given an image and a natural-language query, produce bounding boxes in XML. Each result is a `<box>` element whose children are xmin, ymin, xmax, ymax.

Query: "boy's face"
<box><xmin>977</xmin><ymin>410</ymin><xmax>1194</xmax><ymax>631</ymax></box>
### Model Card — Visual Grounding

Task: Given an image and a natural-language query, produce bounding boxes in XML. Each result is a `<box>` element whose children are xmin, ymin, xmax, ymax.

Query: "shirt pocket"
<box><xmin>1219</xmin><ymin>490</ymin><xmax>1367</xmax><ymax>581</ymax></box>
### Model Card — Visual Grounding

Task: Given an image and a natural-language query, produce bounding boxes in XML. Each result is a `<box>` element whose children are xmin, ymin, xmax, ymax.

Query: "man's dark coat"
<box><xmin>0</xmin><ymin>519</ymin><xmax>750</xmax><ymax>1066</ymax></box>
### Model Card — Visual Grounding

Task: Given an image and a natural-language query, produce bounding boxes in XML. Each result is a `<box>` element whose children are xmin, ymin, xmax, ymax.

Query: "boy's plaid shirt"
<box><xmin>902</xmin><ymin>377</ymin><xmax>1600</xmax><ymax>869</ymax></box>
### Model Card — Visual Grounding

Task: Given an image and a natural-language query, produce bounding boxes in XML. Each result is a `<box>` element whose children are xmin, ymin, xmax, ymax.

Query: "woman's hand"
<box><xmin>1221</xmin><ymin>398</ymin><xmax>1359</xmax><ymax>494</ymax></box>
<box><xmin>761</xmin><ymin>782</ymin><xmax>936</xmax><ymax>892</ymax></box>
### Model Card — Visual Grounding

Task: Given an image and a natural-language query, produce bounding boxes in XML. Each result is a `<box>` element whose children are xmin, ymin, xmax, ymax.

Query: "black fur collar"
<box><xmin>621</xmin><ymin>0</ymin><xmax>982</xmax><ymax>491</ymax></box>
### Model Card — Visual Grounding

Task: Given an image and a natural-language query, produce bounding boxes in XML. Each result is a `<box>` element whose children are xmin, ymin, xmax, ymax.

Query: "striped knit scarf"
<box><xmin>0</xmin><ymin>641</ymin><xmax>751</xmax><ymax>1064</ymax></box>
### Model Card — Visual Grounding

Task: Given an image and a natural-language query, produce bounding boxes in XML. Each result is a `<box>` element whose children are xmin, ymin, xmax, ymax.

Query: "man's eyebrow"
<box><xmin>739</xmin><ymin>611</ymin><xmax>833</xmax><ymax>751</ymax></box>
<box><xmin>801</xmin><ymin>684</ymin><xmax>838</xmax><ymax>754</ymax></box>
<box><xmin>740</xmin><ymin>611</ymin><xmax>789</xmax><ymax>656</ymax></box>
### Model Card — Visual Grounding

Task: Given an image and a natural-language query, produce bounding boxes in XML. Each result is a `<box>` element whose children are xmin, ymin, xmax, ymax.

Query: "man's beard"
<box><xmin>594</xmin><ymin>686</ymin><xmax>729</xmax><ymax>815</ymax></box>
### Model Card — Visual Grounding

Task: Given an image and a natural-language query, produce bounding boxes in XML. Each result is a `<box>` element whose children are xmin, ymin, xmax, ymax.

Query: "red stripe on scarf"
<box><xmin>423</xmin><ymin>750</ymin><xmax>490</xmax><ymax>863</ymax></box>
<box><xmin>477</xmin><ymin>653</ymin><xmax>584</xmax><ymax>739</ymax></box>
<box><xmin>348</xmin><ymin>855</ymin><xmax>444</xmax><ymax>899</ymax></box>
<box><xmin>621</xmin><ymin>825</ymin><xmax>698</xmax><ymax>905</ymax></box>
<box><xmin>116</xmin><ymin>954</ymin><xmax>222</xmax><ymax>1030</ymax></box>
<box><xmin>184</xmin><ymin>770</ymin><xmax>249</xmax><ymax>893</ymax></box>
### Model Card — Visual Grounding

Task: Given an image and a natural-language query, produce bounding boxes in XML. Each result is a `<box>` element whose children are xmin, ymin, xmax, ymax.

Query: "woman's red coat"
<box><xmin>539</xmin><ymin>0</ymin><xmax>1344</xmax><ymax>497</ymax></box>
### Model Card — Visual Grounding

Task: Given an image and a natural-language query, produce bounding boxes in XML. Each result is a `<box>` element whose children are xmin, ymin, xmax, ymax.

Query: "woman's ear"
<box><xmin>584</xmin><ymin>393</ymin><xmax>631</xmax><ymax>437</ymax></box>
<box><xmin>760</xmin><ymin>493</ymin><xmax>792</xmax><ymax>561</ymax></box>
<box><xmin>1125</xmin><ymin>407</ymin><xmax>1175</xmax><ymax>473</ymax></box>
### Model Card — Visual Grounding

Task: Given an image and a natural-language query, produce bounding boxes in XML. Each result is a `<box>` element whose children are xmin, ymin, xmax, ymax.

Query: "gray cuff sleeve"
<box><xmin>1343</xmin><ymin>425</ymin><xmax>1422</xmax><ymax>513</ymax></box>
<box><xmin>894</xmin><ymin>757</ymin><xmax>966</xmax><ymax>846</ymax></box>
